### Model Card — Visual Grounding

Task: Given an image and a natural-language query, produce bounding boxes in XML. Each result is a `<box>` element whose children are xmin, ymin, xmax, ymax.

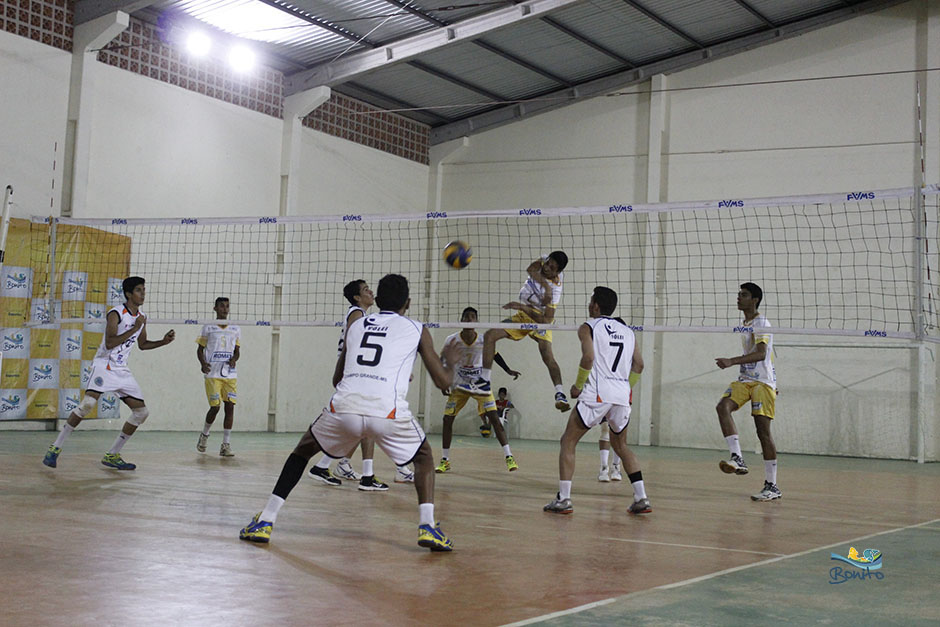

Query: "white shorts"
<box><xmin>87</xmin><ymin>359</ymin><xmax>144</xmax><ymax>401</ymax></box>
<box><xmin>576</xmin><ymin>400</ymin><xmax>631</xmax><ymax>433</ymax></box>
<box><xmin>310</xmin><ymin>408</ymin><xmax>426</xmax><ymax>466</ymax></box>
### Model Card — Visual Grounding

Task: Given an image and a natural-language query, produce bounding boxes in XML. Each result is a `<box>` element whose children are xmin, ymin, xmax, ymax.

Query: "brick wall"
<box><xmin>0</xmin><ymin>0</ymin><xmax>72</xmax><ymax>52</ymax></box>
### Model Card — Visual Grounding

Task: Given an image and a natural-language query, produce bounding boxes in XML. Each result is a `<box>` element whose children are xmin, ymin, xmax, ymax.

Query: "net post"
<box><xmin>0</xmin><ymin>186</ymin><xmax>10</xmax><ymax>378</ymax></box>
<box><xmin>47</xmin><ymin>215</ymin><xmax>58</xmax><ymax>325</ymax></box>
<box><xmin>420</xmin><ymin>219</ymin><xmax>438</xmax><ymax>433</ymax></box>
<box><xmin>912</xmin><ymin>79</ymin><xmax>927</xmax><ymax>463</ymax></box>
<box><xmin>267</xmin><ymin>185</ymin><xmax>287</xmax><ymax>432</ymax></box>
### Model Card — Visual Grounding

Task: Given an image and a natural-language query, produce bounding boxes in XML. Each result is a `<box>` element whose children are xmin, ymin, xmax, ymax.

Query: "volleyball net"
<box><xmin>21</xmin><ymin>185</ymin><xmax>940</xmax><ymax>341</ymax></box>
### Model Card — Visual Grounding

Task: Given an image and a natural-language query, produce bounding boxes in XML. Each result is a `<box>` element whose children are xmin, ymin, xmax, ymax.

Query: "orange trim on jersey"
<box><xmin>386</xmin><ymin>408</ymin><xmax>396</xmax><ymax>419</ymax></box>
<box><xmin>597</xmin><ymin>394</ymin><xmax>602</xmax><ymax>403</ymax></box>
<box><xmin>329</xmin><ymin>401</ymin><xmax>334</xmax><ymax>413</ymax></box>
<box><xmin>106</xmin><ymin>363</ymin><xmax>111</xmax><ymax>371</ymax></box>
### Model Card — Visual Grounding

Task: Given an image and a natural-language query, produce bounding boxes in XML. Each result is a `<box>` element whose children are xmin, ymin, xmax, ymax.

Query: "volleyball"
<box><xmin>443</xmin><ymin>240</ymin><xmax>472</xmax><ymax>269</ymax></box>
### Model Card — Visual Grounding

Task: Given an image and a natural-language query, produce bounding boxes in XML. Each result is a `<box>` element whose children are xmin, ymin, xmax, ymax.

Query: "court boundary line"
<box><xmin>502</xmin><ymin>517</ymin><xmax>940</xmax><ymax>626</ymax></box>
<box><xmin>603</xmin><ymin>536</ymin><xmax>785</xmax><ymax>557</ymax></box>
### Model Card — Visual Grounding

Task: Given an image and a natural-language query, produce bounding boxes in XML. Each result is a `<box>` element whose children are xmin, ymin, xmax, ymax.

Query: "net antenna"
<box><xmin>0</xmin><ymin>185</ymin><xmax>11</xmax><ymax>375</ymax></box>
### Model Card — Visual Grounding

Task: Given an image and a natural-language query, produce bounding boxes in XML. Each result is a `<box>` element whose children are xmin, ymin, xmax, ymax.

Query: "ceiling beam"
<box><xmin>729</xmin><ymin>0</ymin><xmax>777</xmax><ymax>28</ymax></box>
<box><xmin>472</xmin><ymin>40</ymin><xmax>572</xmax><ymax>87</ymax></box>
<box><xmin>339</xmin><ymin>83</ymin><xmax>452</xmax><ymax>125</ymax></box>
<box><xmin>284</xmin><ymin>0</ymin><xmax>584</xmax><ymax>96</ymax></box>
<box><xmin>540</xmin><ymin>16</ymin><xmax>636</xmax><ymax>67</ymax></box>
<box><xmin>619</xmin><ymin>0</ymin><xmax>704</xmax><ymax>48</ymax></box>
<box><xmin>430</xmin><ymin>0</ymin><xmax>909</xmax><ymax>144</ymax></box>
<box><xmin>407</xmin><ymin>60</ymin><xmax>509</xmax><ymax>102</ymax></box>
<box><xmin>74</xmin><ymin>0</ymin><xmax>158</xmax><ymax>25</ymax></box>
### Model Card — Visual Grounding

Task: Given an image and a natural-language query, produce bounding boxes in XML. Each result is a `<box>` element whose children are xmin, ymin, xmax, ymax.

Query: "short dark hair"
<box><xmin>214</xmin><ymin>297</ymin><xmax>229</xmax><ymax>307</ymax></box>
<box><xmin>375</xmin><ymin>274</ymin><xmax>409</xmax><ymax>311</ymax></box>
<box><xmin>343</xmin><ymin>279</ymin><xmax>367</xmax><ymax>306</ymax></box>
<box><xmin>740</xmin><ymin>282</ymin><xmax>763</xmax><ymax>308</ymax></box>
<box><xmin>548</xmin><ymin>251</ymin><xmax>568</xmax><ymax>272</ymax></box>
<box><xmin>122</xmin><ymin>276</ymin><xmax>145</xmax><ymax>299</ymax></box>
<box><xmin>498</xmin><ymin>387</ymin><xmax>508</xmax><ymax>395</ymax></box>
<box><xmin>591</xmin><ymin>286</ymin><xmax>617</xmax><ymax>316</ymax></box>
<box><xmin>461</xmin><ymin>306</ymin><xmax>478</xmax><ymax>319</ymax></box>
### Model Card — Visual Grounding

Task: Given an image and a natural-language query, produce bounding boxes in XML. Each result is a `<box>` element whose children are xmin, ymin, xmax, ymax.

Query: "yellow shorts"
<box><xmin>205</xmin><ymin>378</ymin><xmax>237</xmax><ymax>406</ymax></box>
<box><xmin>504</xmin><ymin>310</ymin><xmax>553</xmax><ymax>343</ymax></box>
<box><xmin>722</xmin><ymin>381</ymin><xmax>775</xmax><ymax>419</ymax></box>
<box><xmin>444</xmin><ymin>388</ymin><xmax>497</xmax><ymax>416</ymax></box>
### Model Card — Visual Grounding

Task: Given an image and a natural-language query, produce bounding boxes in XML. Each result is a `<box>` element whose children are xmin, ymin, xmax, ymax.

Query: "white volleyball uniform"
<box><xmin>87</xmin><ymin>305</ymin><xmax>145</xmax><ymax>400</ymax></box>
<box><xmin>575</xmin><ymin>316</ymin><xmax>636</xmax><ymax>433</ymax></box>
<box><xmin>336</xmin><ymin>305</ymin><xmax>365</xmax><ymax>357</ymax></box>
<box><xmin>313</xmin><ymin>311</ymin><xmax>426</xmax><ymax>464</ymax></box>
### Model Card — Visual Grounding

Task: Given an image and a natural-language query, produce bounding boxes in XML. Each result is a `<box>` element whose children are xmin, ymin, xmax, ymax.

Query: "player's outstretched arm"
<box><xmin>570</xmin><ymin>323</ymin><xmax>594</xmax><ymax>399</ymax></box>
<box><xmin>419</xmin><ymin>327</ymin><xmax>456</xmax><ymax>392</ymax></box>
<box><xmin>494</xmin><ymin>352</ymin><xmax>521</xmax><ymax>379</ymax></box>
<box><xmin>138</xmin><ymin>324</ymin><xmax>175</xmax><ymax>350</ymax></box>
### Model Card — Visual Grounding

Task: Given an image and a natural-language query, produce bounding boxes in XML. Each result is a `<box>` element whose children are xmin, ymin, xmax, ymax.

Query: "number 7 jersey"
<box><xmin>581</xmin><ymin>316</ymin><xmax>635</xmax><ymax>405</ymax></box>
<box><xmin>330</xmin><ymin>311</ymin><xmax>423</xmax><ymax>419</ymax></box>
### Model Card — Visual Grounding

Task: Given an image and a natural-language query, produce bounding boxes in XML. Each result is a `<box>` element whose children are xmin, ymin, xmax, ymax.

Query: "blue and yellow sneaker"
<box><xmin>101</xmin><ymin>452</ymin><xmax>136</xmax><ymax>470</ymax></box>
<box><xmin>42</xmin><ymin>445</ymin><xmax>61</xmax><ymax>468</ymax></box>
<box><xmin>239</xmin><ymin>513</ymin><xmax>273</xmax><ymax>543</ymax></box>
<box><xmin>417</xmin><ymin>523</ymin><xmax>453</xmax><ymax>552</ymax></box>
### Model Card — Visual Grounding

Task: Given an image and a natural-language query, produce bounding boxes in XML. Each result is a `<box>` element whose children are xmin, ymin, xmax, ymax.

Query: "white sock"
<box><xmin>502</xmin><ymin>444</ymin><xmax>512</xmax><ymax>457</ymax></box>
<box><xmin>441</xmin><ymin>448</ymin><xmax>449</xmax><ymax>460</ymax></box>
<box><xmin>764</xmin><ymin>459</ymin><xmax>777</xmax><ymax>484</ymax></box>
<box><xmin>559</xmin><ymin>480</ymin><xmax>572</xmax><ymax>500</ymax></box>
<box><xmin>260</xmin><ymin>494</ymin><xmax>285</xmax><ymax>523</ymax></box>
<box><xmin>481</xmin><ymin>367</ymin><xmax>492</xmax><ymax>380</ymax></box>
<box><xmin>222</xmin><ymin>429</ymin><xmax>231</xmax><ymax>444</ymax></box>
<box><xmin>600</xmin><ymin>449</ymin><xmax>610</xmax><ymax>466</ymax></box>
<box><xmin>201</xmin><ymin>422</ymin><xmax>212</xmax><ymax>436</ymax></box>
<box><xmin>554</xmin><ymin>384</ymin><xmax>564</xmax><ymax>395</ymax></box>
<box><xmin>53</xmin><ymin>423</ymin><xmax>75</xmax><ymax>449</ymax></box>
<box><xmin>632</xmin><ymin>479</ymin><xmax>647</xmax><ymax>501</ymax></box>
<box><xmin>362</xmin><ymin>459</ymin><xmax>374</xmax><ymax>476</ymax></box>
<box><xmin>726</xmin><ymin>434</ymin><xmax>742</xmax><ymax>457</ymax></box>
<box><xmin>419</xmin><ymin>503</ymin><xmax>435</xmax><ymax>526</ymax></box>
<box><xmin>612</xmin><ymin>451</ymin><xmax>621</xmax><ymax>466</ymax></box>
<box><xmin>314</xmin><ymin>456</ymin><xmax>332</xmax><ymax>469</ymax></box>
<box><xmin>108</xmin><ymin>432</ymin><xmax>132</xmax><ymax>455</ymax></box>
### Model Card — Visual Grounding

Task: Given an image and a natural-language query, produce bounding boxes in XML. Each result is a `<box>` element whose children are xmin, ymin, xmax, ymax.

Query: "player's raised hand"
<box><xmin>133</xmin><ymin>314</ymin><xmax>146</xmax><ymax>330</ymax></box>
<box><xmin>163</xmin><ymin>329</ymin><xmax>176</xmax><ymax>344</ymax></box>
<box><xmin>441</xmin><ymin>341</ymin><xmax>461</xmax><ymax>368</ymax></box>
<box><xmin>502</xmin><ymin>301</ymin><xmax>522</xmax><ymax>311</ymax></box>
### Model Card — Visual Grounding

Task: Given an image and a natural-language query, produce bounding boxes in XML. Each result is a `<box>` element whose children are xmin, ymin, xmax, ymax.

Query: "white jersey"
<box><xmin>197</xmin><ymin>324</ymin><xmax>241</xmax><ymax>379</ymax></box>
<box><xmin>330</xmin><ymin>311</ymin><xmax>422</xmax><ymax>419</ymax></box>
<box><xmin>581</xmin><ymin>316</ymin><xmax>635</xmax><ymax>406</ymax></box>
<box><xmin>442</xmin><ymin>331</ymin><xmax>484</xmax><ymax>392</ymax></box>
<box><xmin>518</xmin><ymin>272</ymin><xmax>563</xmax><ymax>314</ymax></box>
<box><xmin>94</xmin><ymin>305</ymin><xmax>144</xmax><ymax>370</ymax></box>
<box><xmin>337</xmin><ymin>305</ymin><xmax>366</xmax><ymax>357</ymax></box>
<box><xmin>737</xmin><ymin>314</ymin><xmax>776</xmax><ymax>388</ymax></box>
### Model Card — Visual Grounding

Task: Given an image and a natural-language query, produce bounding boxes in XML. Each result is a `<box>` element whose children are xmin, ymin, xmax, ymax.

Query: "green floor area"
<box><xmin>533</xmin><ymin>521</ymin><xmax>940</xmax><ymax>626</ymax></box>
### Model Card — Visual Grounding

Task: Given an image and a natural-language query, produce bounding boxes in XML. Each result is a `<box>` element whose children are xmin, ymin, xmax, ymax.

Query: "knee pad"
<box><xmin>599</xmin><ymin>427</ymin><xmax>610</xmax><ymax>443</ymax></box>
<box><xmin>73</xmin><ymin>395</ymin><xmax>97</xmax><ymax>418</ymax></box>
<box><xmin>127</xmin><ymin>406</ymin><xmax>149</xmax><ymax>426</ymax></box>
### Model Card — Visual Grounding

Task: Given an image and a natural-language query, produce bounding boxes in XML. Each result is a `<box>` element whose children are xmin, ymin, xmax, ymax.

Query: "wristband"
<box><xmin>628</xmin><ymin>371</ymin><xmax>640</xmax><ymax>387</ymax></box>
<box><xmin>575</xmin><ymin>366</ymin><xmax>591</xmax><ymax>389</ymax></box>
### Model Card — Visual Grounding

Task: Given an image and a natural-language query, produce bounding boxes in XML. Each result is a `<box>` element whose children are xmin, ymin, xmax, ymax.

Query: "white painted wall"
<box><xmin>0</xmin><ymin>32</ymin><xmax>70</xmax><ymax>219</ymax></box>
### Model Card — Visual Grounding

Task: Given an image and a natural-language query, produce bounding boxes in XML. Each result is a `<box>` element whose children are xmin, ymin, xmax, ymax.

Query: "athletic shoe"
<box><xmin>42</xmin><ymin>445</ymin><xmax>61</xmax><ymax>468</ymax></box>
<box><xmin>543</xmin><ymin>493</ymin><xmax>573</xmax><ymax>514</ymax></box>
<box><xmin>597</xmin><ymin>465</ymin><xmax>610</xmax><ymax>482</ymax></box>
<box><xmin>417</xmin><ymin>523</ymin><xmax>454</xmax><ymax>552</ymax></box>
<box><xmin>479</xmin><ymin>424</ymin><xmax>491</xmax><ymax>438</ymax></box>
<box><xmin>101</xmin><ymin>452</ymin><xmax>136</xmax><ymax>470</ymax></box>
<box><xmin>610</xmin><ymin>462</ymin><xmax>623</xmax><ymax>481</ymax></box>
<box><xmin>435</xmin><ymin>458</ymin><xmax>451</xmax><ymax>473</ymax></box>
<box><xmin>751</xmin><ymin>481</ymin><xmax>782</xmax><ymax>501</ymax></box>
<box><xmin>505</xmin><ymin>455</ymin><xmax>518</xmax><ymax>471</ymax></box>
<box><xmin>470</xmin><ymin>377</ymin><xmax>491</xmax><ymax>393</ymax></box>
<box><xmin>219</xmin><ymin>443</ymin><xmax>235</xmax><ymax>457</ymax></box>
<box><xmin>196</xmin><ymin>433</ymin><xmax>209</xmax><ymax>453</ymax></box>
<box><xmin>335</xmin><ymin>458</ymin><xmax>361</xmax><ymax>480</ymax></box>
<box><xmin>554</xmin><ymin>392</ymin><xmax>570</xmax><ymax>412</ymax></box>
<box><xmin>719</xmin><ymin>453</ymin><xmax>749</xmax><ymax>475</ymax></box>
<box><xmin>628</xmin><ymin>498</ymin><xmax>652</xmax><ymax>514</ymax></box>
<box><xmin>358</xmin><ymin>475</ymin><xmax>389</xmax><ymax>491</ymax></box>
<box><xmin>395</xmin><ymin>466</ymin><xmax>415</xmax><ymax>483</ymax></box>
<box><xmin>308</xmin><ymin>465</ymin><xmax>342</xmax><ymax>486</ymax></box>
<box><xmin>239</xmin><ymin>513</ymin><xmax>273</xmax><ymax>543</ymax></box>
